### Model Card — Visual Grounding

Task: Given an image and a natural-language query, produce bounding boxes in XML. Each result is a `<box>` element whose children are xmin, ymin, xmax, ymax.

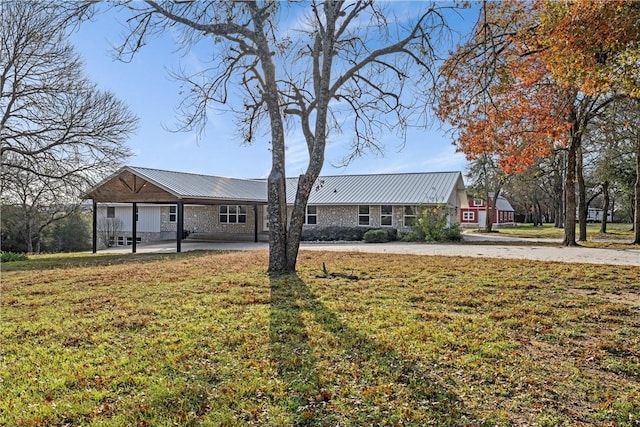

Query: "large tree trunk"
<box><xmin>634</xmin><ymin>127</ymin><xmax>640</xmax><ymax>244</ymax></box>
<box><xmin>600</xmin><ymin>181</ymin><xmax>609</xmax><ymax>234</ymax></box>
<box><xmin>285</xmin><ymin>170</ymin><xmax>322</xmax><ymax>272</ymax></box>
<box><xmin>267</xmin><ymin>168</ymin><xmax>289</xmax><ymax>273</ymax></box>
<box><xmin>283</xmin><ymin>2</ymin><xmax>337</xmax><ymax>271</ymax></box>
<box><xmin>484</xmin><ymin>190</ymin><xmax>494</xmax><ymax>232</ymax></box>
<box><xmin>250</xmin><ymin>7</ymin><xmax>291</xmax><ymax>274</ymax></box>
<box><xmin>577</xmin><ymin>145</ymin><xmax>587</xmax><ymax>241</ymax></box>
<box><xmin>563</xmin><ymin>134</ymin><xmax>579</xmax><ymax>246</ymax></box>
<box><xmin>555</xmin><ymin>150</ymin><xmax>565</xmax><ymax>228</ymax></box>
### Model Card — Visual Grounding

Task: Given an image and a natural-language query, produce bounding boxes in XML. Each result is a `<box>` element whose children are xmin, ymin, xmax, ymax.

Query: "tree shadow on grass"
<box><xmin>270</xmin><ymin>273</ymin><xmax>466</xmax><ymax>426</ymax></box>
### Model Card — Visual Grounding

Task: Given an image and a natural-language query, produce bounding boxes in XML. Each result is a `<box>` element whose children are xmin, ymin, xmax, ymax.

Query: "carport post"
<box><xmin>92</xmin><ymin>200</ymin><xmax>97</xmax><ymax>253</ymax></box>
<box><xmin>253</xmin><ymin>204</ymin><xmax>258</xmax><ymax>243</ymax></box>
<box><xmin>176</xmin><ymin>201</ymin><xmax>184</xmax><ymax>253</ymax></box>
<box><xmin>132</xmin><ymin>202</ymin><xmax>137</xmax><ymax>253</ymax></box>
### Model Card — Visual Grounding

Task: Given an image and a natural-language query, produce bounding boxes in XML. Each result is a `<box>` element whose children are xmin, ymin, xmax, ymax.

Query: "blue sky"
<box><xmin>70</xmin><ymin>2</ymin><xmax>479</xmax><ymax>179</ymax></box>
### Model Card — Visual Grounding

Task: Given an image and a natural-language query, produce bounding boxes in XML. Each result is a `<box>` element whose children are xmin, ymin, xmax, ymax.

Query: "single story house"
<box><xmin>84</xmin><ymin>166</ymin><xmax>468</xmax><ymax>252</ymax></box>
<box><xmin>459</xmin><ymin>193</ymin><xmax>515</xmax><ymax>227</ymax></box>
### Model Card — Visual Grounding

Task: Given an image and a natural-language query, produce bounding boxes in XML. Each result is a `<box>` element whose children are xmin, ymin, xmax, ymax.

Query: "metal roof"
<box><xmin>88</xmin><ymin>166</ymin><xmax>465</xmax><ymax>205</ymax></box>
<box><xmin>124</xmin><ymin>166</ymin><xmax>268</xmax><ymax>202</ymax></box>
<box><xmin>286</xmin><ymin>172</ymin><xmax>465</xmax><ymax>205</ymax></box>
<box><xmin>493</xmin><ymin>195</ymin><xmax>515</xmax><ymax>211</ymax></box>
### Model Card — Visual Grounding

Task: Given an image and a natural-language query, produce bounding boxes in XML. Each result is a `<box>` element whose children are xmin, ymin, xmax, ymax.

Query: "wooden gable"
<box><xmin>86</xmin><ymin>170</ymin><xmax>178</xmax><ymax>203</ymax></box>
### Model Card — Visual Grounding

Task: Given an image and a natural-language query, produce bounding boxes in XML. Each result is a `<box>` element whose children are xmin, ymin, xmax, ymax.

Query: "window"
<box><xmin>473</xmin><ymin>199</ymin><xmax>484</xmax><ymax>207</ymax></box>
<box><xmin>135</xmin><ymin>206</ymin><xmax>139</xmax><ymax>222</ymax></box>
<box><xmin>380</xmin><ymin>205</ymin><xmax>393</xmax><ymax>226</ymax></box>
<box><xmin>169</xmin><ymin>206</ymin><xmax>177</xmax><ymax>223</ymax></box>
<box><xmin>117</xmin><ymin>236</ymin><xmax>125</xmax><ymax>246</ymax></box>
<box><xmin>305</xmin><ymin>206</ymin><xmax>317</xmax><ymax>225</ymax></box>
<box><xmin>220</xmin><ymin>205</ymin><xmax>247</xmax><ymax>224</ymax></box>
<box><xmin>107</xmin><ymin>206</ymin><xmax>115</xmax><ymax>218</ymax></box>
<box><xmin>462</xmin><ymin>211</ymin><xmax>475</xmax><ymax>221</ymax></box>
<box><xmin>358</xmin><ymin>205</ymin><xmax>370</xmax><ymax>226</ymax></box>
<box><xmin>404</xmin><ymin>206</ymin><xmax>417</xmax><ymax>227</ymax></box>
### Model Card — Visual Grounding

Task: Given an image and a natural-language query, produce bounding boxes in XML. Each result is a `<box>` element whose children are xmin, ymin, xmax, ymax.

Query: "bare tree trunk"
<box><xmin>555</xmin><ymin>150</ymin><xmax>565</xmax><ymax>228</ymax></box>
<box><xmin>251</xmin><ymin>8</ymin><xmax>290</xmax><ymax>274</ymax></box>
<box><xmin>26</xmin><ymin>220</ymin><xmax>34</xmax><ymax>253</ymax></box>
<box><xmin>634</xmin><ymin>127</ymin><xmax>640</xmax><ymax>244</ymax></box>
<box><xmin>535</xmin><ymin>199</ymin><xmax>543</xmax><ymax>226</ymax></box>
<box><xmin>577</xmin><ymin>145</ymin><xmax>587</xmax><ymax>241</ymax></box>
<box><xmin>563</xmin><ymin>133</ymin><xmax>579</xmax><ymax>246</ymax></box>
<box><xmin>484</xmin><ymin>190</ymin><xmax>493</xmax><ymax>232</ymax></box>
<box><xmin>600</xmin><ymin>181</ymin><xmax>609</xmax><ymax>234</ymax></box>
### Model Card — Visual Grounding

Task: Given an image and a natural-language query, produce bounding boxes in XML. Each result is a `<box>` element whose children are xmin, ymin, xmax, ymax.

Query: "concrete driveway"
<box><xmin>99</xmin><ymin>238</ymin><xmax>640</xmax><ymax>267</ymax></box>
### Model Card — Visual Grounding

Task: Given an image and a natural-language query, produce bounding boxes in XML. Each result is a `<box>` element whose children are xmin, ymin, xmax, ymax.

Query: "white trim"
<box><xmin>380</xmin><ymin>205</ymin><xmax>393</xmax><ymax>227</ymax></box>
<box><xmin>305</xmin><ymin>205</ymin><xmax>317</xmax><ymax>225</ymax></box>
<box><xmin>358</xmin><ymin>205</ymin><xmax>370</xmax><ymax>226</ymax></box>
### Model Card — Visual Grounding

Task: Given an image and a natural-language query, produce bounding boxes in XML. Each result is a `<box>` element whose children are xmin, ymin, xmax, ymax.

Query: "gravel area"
<box><xmin>100</xmin><ymin>238</ymin><xmax>640</xmax><ymax>267</ymax></box>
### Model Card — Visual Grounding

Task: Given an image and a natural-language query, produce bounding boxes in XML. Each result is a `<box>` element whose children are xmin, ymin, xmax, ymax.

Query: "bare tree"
<box><xmin>465</xmin><ymin>154</ymin><xmax>509</xmax><ymax>232</ymax></box>
<box><xmin>586</xmin><ymin>97</ymin><xmax>640</xmax><ymax>243</ymax></box>
<box><xmin>0</xmin><ymin>166</ymin><xmax>79</xmax><ymax>253</ymax></box>
<box><xmin>108</xmin><ymin>1</ymin><xmax>452</xmax><ymax>273</ymax></box>
<box><xmin>97</xmin><ymin>217</ymin><xmax>123</xmax><ymax>249</ymax></box>
<box><xmin>0</xmin><ymin>1</ymin><xmax>137</xmax><ymax>195</ymax></box>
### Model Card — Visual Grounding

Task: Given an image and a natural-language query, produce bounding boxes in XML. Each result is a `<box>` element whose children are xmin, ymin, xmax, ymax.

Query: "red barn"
<box><xmin>460</xmin><ymin>194</ymin><xmax>515</xmax><ymax>227</ymax></box>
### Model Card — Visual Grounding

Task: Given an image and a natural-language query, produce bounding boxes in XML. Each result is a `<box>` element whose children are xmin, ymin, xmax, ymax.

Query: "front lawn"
<box><xmin>2</xmin><ymin>251</ymin><xmax>638</xmax><ymax>426</ymax></box>
<box><xmin>494</xmin><ymin>223</ymin><xmax>634</xmax><ymax>241</ymax></box>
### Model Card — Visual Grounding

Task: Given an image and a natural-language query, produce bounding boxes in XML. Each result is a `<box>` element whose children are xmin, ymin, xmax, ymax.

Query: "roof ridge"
<box><xmin>128</xmin><ymin>165</ymin><xmax>265</xmax><ymax>182</ymax></box>
<box><xmin>128</xmin><ymin>166</ymin><xmax>460</xmax><ymax>181</ymax></box>
<box><xmin>286</xmin><ymin>171</ymin><xmax>459</xmax><ymax>179</ymax></box>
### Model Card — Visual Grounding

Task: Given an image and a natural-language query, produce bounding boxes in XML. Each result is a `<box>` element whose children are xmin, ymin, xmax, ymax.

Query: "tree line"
<box><xmin>1</xmin><ymin>1</ymin><xmax>136</xmax><ymax>253</ymax></box>
<box><xmin>436</xmin><ymin>0</ymin><xmax>639</xmax><ymax>244</ymax></box>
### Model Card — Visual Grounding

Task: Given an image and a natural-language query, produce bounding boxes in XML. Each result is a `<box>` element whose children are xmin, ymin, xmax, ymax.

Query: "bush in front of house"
<box><xmin>301</xmin><ymin>226</ymin><xmax>397</xmax><ymax>242</ymax></box>
<box><xmin>404</xmin><ymin>204</ymin><xmax>463</xmax><ymax>243</ymax></box>
<box><xmin>442</xmin><ymin>223</ymin><xmax>463</xmax><ymax>242</ymax></box>
<box><xmin>1</xmin><ymin>252</ymin><xmax>28</xmax><ymax>262</ymax></box>
<box><xmin>363</xmin><ymin>229</ymin><xmax>388</xmax><ymax>243</ymax></box>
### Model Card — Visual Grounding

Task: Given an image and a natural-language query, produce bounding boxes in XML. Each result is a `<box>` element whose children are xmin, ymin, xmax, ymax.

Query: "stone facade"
<box><xmin>96</xmin><ymin>203</ymin><xmax>459</xmax><ymax>247</ymax></box>
<box><xmin>163</xmin><ymin>204</ymin><xmax>262</xmax><ymax>235</ymax></box>
<box><xmin>303</xmin><ymin>205</ymin><xmax>417</xmax><ymax>231</ymax></box>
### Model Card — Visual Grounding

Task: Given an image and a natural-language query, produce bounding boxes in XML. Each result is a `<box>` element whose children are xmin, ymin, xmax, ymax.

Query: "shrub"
<box><xmin>442</xmin><ymin>223</ymin><xmax>463</xmax><ymax>242</ymax></box>
<box><xmin>400</xmin><ymin>230</ymin><xmax>424</xmax><ymax>242</ymax></box>
<box><xmin>410</xmin><ymin>205</ymin><xmax>463</xmax><ymax>242</ymax></box>
<box><xmin>301</xmin><ymin>226</ymin><xmax>398</xmax><ymax>242</ymax></box>
<box><xmin>1</xmin><ymin>252</ymin><xmax>28</xmax><ymax>263</ymax></box>
<box><xmin>363</xmin><ymin>229</ymin><xmax>388</xmax><ymax>243</ymax></box>
<box><xmin>301</xmin><ymin>226</ymin><xmax>364</xmax><ymax>241</ymax></box>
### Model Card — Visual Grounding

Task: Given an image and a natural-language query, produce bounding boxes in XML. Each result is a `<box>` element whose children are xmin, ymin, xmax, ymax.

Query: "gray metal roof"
<box><xmin>126</xmin><ymin>166</ymin><xmax>268</xmax><ymax>202</ymax></box>
<box><xmin>89</xmin><ymin>166</ymin><xmax>465</xmax><ymax>205</ymax></box>
<box><xmin>494</xmin><ymin>195</ymin><xmax>515</xmax><ymax>211</ymax></box>
<box><xmin>286</xmin><ymin>172</ymin><xmax>465</xmax><ymax>205</ymax></box>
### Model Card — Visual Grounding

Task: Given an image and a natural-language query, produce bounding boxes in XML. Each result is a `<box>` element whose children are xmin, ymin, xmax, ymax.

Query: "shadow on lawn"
<box><xmin>269</xmin><ymin>273</ymin><xmax>465</xmax><ymax>425</ymax></box>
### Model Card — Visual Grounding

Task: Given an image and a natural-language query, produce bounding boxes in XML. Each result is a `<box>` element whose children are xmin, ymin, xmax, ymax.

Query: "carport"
<box><xmin>84</xmin><ymin>166</ymin><xmax>268</xmax><ymax>253</ymax></box>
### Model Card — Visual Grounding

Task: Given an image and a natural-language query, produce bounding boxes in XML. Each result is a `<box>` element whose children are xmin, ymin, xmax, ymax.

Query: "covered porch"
<box><xmin>84</xmin><ymin>166</ymin><xmax>268</xmax><ymax>254</ymax></box>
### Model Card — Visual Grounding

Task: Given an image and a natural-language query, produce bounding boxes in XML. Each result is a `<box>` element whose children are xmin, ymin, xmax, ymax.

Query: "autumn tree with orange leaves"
<box><xmin>437</xmin><ymin>0</ymin><xmax>638</xmax><ymax>245</ymax></box>
<box><xmin>535</xmin><ymin>0</ymin><xmax>640</xmax><ymax>99</ymax></box>
<box><xmin>436</xmin><ymin>1</ymin><xmax>571</xmax><ymax>233</ymax></box>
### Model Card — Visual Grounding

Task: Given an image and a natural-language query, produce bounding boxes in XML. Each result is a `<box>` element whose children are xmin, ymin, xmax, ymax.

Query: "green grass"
<box><xmin>2</xmin><ymin>251</ymin><xmax>639</xmax><ymax>426</ymax></box>
<box><xmin>470</xmin><ymin>223</ymin><xmax>637</xmax><ymax>249</ymax></box>
<box><xmin>492</xmin><ymin>223</ymin><xmax>634</xmax><ymax>240</ymax></box>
